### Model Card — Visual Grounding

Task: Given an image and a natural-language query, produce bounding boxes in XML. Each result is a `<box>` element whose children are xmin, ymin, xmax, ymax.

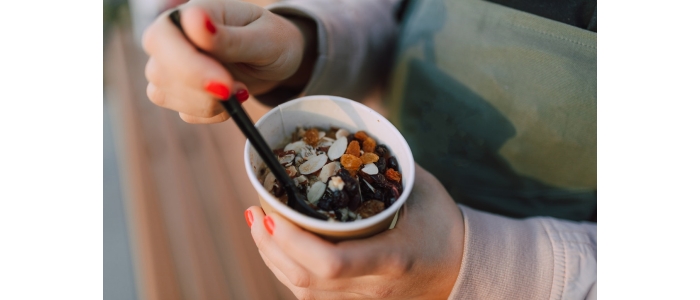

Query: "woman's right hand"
<box><xmin>141</xmin><ymin>0</ymin><xmax>308</xmax><ymax>123</ymax></box>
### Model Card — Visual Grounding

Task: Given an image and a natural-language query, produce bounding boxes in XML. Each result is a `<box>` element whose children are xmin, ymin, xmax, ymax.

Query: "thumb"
<box><xmin>180</xmin><ymin>5</ymin><xmax>274</xmax><ymax>65</ymax></box>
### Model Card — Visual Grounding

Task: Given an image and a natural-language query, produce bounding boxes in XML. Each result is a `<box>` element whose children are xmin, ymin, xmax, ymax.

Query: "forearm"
<box><xmin>450</xmin><ymin>205</ymin><xmax>597</xmax><ymax>300</ymax></box>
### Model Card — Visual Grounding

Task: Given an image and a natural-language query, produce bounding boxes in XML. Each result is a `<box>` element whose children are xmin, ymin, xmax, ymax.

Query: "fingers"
<box><xmin>263</xmin><ymin>213</ymin><xmax>407</xmax><ymax>279</ymax></box>
<box><xmin>248</xmin><ymin>207</ymin><xmax>315</xmax><ymax>289</ymax></box>
<box><xmin>142</xmin><ymin>8</ymin><xmax>241</xmax><ymax>121</ymax></box>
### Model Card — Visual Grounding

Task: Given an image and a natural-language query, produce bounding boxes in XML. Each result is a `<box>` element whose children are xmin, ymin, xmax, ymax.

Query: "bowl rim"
<box><xmin>243</xmin><ymin>95</ymin><xmax>415</xmax><ymax>232</ymax></box>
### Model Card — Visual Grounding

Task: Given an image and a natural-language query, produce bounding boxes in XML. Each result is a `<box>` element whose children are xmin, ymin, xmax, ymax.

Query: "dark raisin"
<box><xmin>376</xmin><ymin>157</ymin><xmax>387</xmax><ymax>174</ymax></box>
<box><xmin>371</xmin><ymin>173</ymin><xmax>391</xmax><ymax>189</ymax></box>
<box><xmin>359</xmin><ymin>171</ymin><xmax>374</xmax><ymax>184</ymax></box>
<box><xmin>317</xmin><ymin>191</ymin><xmax>333</xmax><ymax>210</ymax></box>
<box><xmin>346</xmin><ymin>133</ymin><xmax>355</xmax><ymax>143</ymax></box>
<box><xmin>387</xmin><ymin>156</ymin><xmax>398</xmax><ymax>171</ymax></box>
<box><xmin>338</xmin><ymin>169</ymin><xmax>359</xmax><ymax>194</ymax></box>
<box><xmin>349</xmin><ymin>193</ymin><xmax>362</xmax><ymax>211</ymax></box>
<box><xmin>334</xmin><ymin>209</ymin><xmax>343</xmax><ymax>221</ymax></box>
<box><xmin>375</xmin><ymin>144</ymin><xmax>389</xmax><ymax>158</ymax></box>
<box><xmin>330</xmin><ymin>190</ymin><xmax>349</xmax><ymax>209</ymax></box>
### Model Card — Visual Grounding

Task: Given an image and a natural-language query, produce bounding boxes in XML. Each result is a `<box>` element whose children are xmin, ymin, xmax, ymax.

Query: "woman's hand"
<box><xmin>141</xmin><ymin>0</ymin><xmax>310</xmax><ymax>123</ymax></box>
<box><xmin>246</xmin><ymin>164</ymin><xmax>465</xmax><ymax>299</ymax></box>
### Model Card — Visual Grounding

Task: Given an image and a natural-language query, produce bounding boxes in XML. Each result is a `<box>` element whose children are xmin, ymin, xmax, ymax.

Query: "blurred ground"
<box><xmin>104</xmin><ymin>91</ymin><xmax>138</xmax><ymax>300</ymax></box>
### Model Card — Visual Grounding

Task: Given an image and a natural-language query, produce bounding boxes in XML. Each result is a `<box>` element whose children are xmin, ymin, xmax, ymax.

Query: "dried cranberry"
<box><xmin>387</xmin><ymin>156</ymin><xmax>398</xmax><ymax>171</ymax></box>
<box><xmin>273</xmin><ymin>148</ymin><xmax>286</xmax><ymax>156</ymax></box>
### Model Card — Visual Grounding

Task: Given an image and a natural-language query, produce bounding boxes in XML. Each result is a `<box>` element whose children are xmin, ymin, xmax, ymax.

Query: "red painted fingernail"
<box><xmin>264</xmin><ymin>216</ymin><xmax>275</xmax><ymax>235</ymax></box>
<box><xmin>204</xmin><ymin>16</ymin><xmax>216</xmax><ymax>34</ymax></box>
<box><xmin>235</xmin><ymin>89</ymin><xmax>249</xmax><ymax>103</ymax></box>
<box><xmin>205</xmin><ymin>81</ymin><xmax>230</xmax><ymax>99</ymax></box>
<box><xmin>245</xmin><ymin>210</ymin><xmax>253</xmax><ymax>228</ymax></box>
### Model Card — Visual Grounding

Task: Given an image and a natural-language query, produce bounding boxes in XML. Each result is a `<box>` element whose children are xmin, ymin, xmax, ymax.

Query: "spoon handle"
<box><xmin>167</xmin><ymin>9</ymin><xmax>327</xmax><ymax>220</ymax></box>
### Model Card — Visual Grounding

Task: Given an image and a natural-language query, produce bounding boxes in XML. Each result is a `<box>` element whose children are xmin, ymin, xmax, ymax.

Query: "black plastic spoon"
<box><xmin>168</xmin><ymin>10</ymin><xmax>327</xmax><ymax>220</ymax></box>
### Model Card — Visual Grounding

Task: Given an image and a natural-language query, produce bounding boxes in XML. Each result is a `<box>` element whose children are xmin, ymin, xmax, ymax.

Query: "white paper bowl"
<box><xmin>244</xmin><ymin>95</ymin><xmax>415</xmax><ymax>240</ymax></box>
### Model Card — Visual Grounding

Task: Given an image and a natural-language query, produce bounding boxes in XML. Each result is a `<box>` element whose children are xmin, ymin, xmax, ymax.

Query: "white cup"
<box><xmin>244</xmin><ymin>95</ymin><xmax>415</xmax><ymax>240</ymax></box>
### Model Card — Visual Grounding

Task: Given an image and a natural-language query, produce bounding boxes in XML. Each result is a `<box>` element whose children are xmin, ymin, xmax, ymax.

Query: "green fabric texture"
<box><xmin>387</xmin><ymin>0</ymin><xmax>597</xmax><ymax>221</ymax></box>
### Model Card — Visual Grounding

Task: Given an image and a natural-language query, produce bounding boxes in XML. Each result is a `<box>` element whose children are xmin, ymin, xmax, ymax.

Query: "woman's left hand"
<box><xmin>245</xmin><ymin>164</ymin><xmax>465</xmax><ymax>299</ymax></box>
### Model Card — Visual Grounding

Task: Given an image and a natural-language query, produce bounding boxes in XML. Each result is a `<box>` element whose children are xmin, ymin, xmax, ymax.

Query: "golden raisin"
<box><xmin>340</xmin><ymin>154</ymin><xmax>363</xmax><ymax>171</ymax></box>
<box><xmin>303</xmin><ymin>128</ymin><xmax>319</xmax><ymax>147</ymax></box>
<box><xmin>356</xmin><ymin>200</ymin><xmax>385</xmax><ymax>218</ymax></box>
<box><xmin>385</xmin><ymin>168</ymin><xmax>402</xmax><ymax>182</ymax></box>
<box><xmin>346</xmin><ymin>140</ymin><xmax>361</xmax><ymax>157</ymax></box>
<box><xmin>362</xmin><ymin>137</ymin><xmax>376</xmax><ymax>153</ymax></box>
<box><xmin>354</xmin><ymin>131</ymin><xmax>369</xmax><ymax>141</ymax></box>
<box><xmin>360</xmin><ymin>152</ymin><xmax>379</xmax><ymax>164</ymax></box>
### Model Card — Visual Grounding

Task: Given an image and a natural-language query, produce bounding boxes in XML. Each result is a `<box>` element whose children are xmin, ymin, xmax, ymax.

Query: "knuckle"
<box><xmin>371</xmin><ymin>286</ymin><xmax>394</xmax><ymax>299</ymax></box>
<box><xmin>287</xmin><ymin>270</ymin><xmax>311</xmax><ymax>288</ymax></box>
<box><xmin>386</xmin><ymin>253</ymin><xmax>410</xmax><ymax>275</ymax></box>
<box><xmin>141</xmin><ymin>24</ymin><xmax>157</xmax><ymax>54</ymax></box>
<box><xmin>144</xmin><ymin>59</ymin><xmax>160</xmax><ymax>84</ymax></box>
<box><xmin>146</xmin><ymin>85</ymin><xmax>166</xmax><ymax>107</ymax></box>
<box><xmin>319</xmin><ymin>255</ymin><xmax>344</xmax><ymax>279</ymax></box>
<box><xmin>199</xmin><ymin>101</ymin><xmax>222</xmax><ymax>118</ymax></box>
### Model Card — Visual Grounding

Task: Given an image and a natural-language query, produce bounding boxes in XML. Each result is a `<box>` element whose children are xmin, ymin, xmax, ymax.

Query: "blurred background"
<box><xmin>104</xmin><ymin>0</ymin><xmax>298</xmax><ymax>299</ymax></box>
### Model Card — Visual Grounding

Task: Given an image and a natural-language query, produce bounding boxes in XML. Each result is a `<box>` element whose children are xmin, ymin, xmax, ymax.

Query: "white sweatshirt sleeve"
<box><xmin>263</xmin><ymin>0</ymin><xmax>402</xmax><ymax>101</ymax></box>
<box><xmin>450</xmin><ymin>205</ymin><xmax>597</xmax><ymax>300</ymax></box>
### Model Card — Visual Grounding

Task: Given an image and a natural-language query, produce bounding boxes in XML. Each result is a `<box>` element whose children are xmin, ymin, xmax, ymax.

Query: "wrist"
<box><xmin>278</xmin><ymin>15</ymin><xmax>318</xmax><ymax>92</ymax></box>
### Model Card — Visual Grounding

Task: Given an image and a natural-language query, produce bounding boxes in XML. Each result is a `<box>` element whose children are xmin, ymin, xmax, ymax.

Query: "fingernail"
<box><xmin>235</xmin><ymin>89</ymin><xmax>249</xmax><ymax>103</ymax></box>
<box><xmin>263</xmin><ymin>216</ymin><xmax>275</xmax><ymax>235</ymax></box>
<box><xmin>204</xmin><ymin>16</ymin><xmax>217</xmax><ymax>34</ymax></box>
<box><xmin>205</xmin><ymin>81</ymin><xmax>230</xmax><ymax>99</ymax></box>
<box><xmin>245</xmin><ymin>210</ymin><xmax>253</xmax><ymax>228</ymax></box>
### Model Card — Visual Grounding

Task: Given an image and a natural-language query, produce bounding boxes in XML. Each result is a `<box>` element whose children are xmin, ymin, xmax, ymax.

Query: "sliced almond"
<box><xmin>284</xmin><ymin>140</ymin><xmax>305</xmax><ymax>153</ymax></box>
<box><xmin>327</xmin><ymin>136</ymin><xmax>348</xmax><ymax>161</ymax></box>
<box><xmin>317</xmin><ymin>137</ymin><xmax>335</xmax><ymax>148</ymax></box>
<box><xmin>307</xmin><ymin>181</ymin><xmax>326</xmax><ymax>204</ymax></box>
<box><xmin>278</xmin><ymin>153</ymin><xmax>295</xmax><ymax>166</ymax></box>
<box><xmin>300</xmin><ymin>145</ymin><xmax>316</xmax><ymax>160</ymax></box>
<box><xmin>294</xmin><ymin>175</ymin><xmax>308</xmax><ymax>187</ymax></box>
<box><xmin>318</xmin><ymin>131</ymin><xmax>326</xmax><ymax>139</ymax></box>
<box><xmin>361</xmin><ymin>163</ymin><xmax>378</xmax><ymax>175</ymax></box>
<box><xmin>263</xmin><ymin>172</ymin><xmax>276</xmax><ymax>192</ymax></box>
<box><xmin>318</xmin><ymin>162</ymin><xmax>341</xmax><ymax>183</ymax></box>
<box><xmin>299</xmin><ymin>154</ymin><xmax>328</xmax><ymax>174</ymax></box>
<box><xmin>335</xmin><ymin>128</ymin><xmax>350</xmax><ymax>139</ymax></box>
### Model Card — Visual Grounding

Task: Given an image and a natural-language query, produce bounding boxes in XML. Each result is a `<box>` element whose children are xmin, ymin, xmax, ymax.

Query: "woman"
<box><xmin>142</xmin><ymin>0</ymin><xmax>597</xmax><ymax>298</ymax></box>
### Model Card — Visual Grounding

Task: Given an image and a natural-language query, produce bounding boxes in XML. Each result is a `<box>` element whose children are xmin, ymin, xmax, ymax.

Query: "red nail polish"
<box><xmin>235</xmin><ymin>89</ymin><xmax>249</xmax><ymax>103</ymax></box>
<box><xmin>245</xmin><ymin>210</ymin><xmax>253</xmax><ymax>228</ymax></box>
<box><xmin>204</xmin><ymin>16</ymin><xmax>216</xmax><ymax>34</ymax></box>
<box><xmin>205</xmin><ymin>81</ymin><xmax>230</xmax><ymax>99</ymax></box>
<box><xmin>264</xmin><ymin>216</ymin><xmax>275</xmax><ymax>235</ymax></box>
